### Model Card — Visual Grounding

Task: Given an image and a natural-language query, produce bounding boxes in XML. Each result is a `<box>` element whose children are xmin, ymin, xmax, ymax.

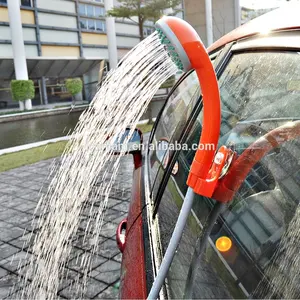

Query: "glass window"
<box><xmin>156</xmin><ymin>51</ymin><xmax>300</xmax><ymax>298</ymax></box>
<box><xmin>79</xmin><ymin>4</ymin><xmax>86</xmax><ymax>15</ymax></box>
<box><xmin>95</xmin><ymin>6</ymin><xmax>104</xmax><ymax>17</ymax></box>
<box><xmin>149</xmin><ymin>71</ymin><xmax>200</xmax><ymax>200</ymax></box>
<box><xmin>87</xmin><ymin>19</ymin><xmax>95</xmax><ymax>30</ymax></box>
<box><xmin>21</xmin><ymin>0</ymin><xmax>31</xmax><ymax>6</ymax></box>
<box><xmin>80</xmin><ymin>19</ymin><xmax>87</xmax><ymax>29</ymax></box>
<box><xmin>87</xmin><ymin>5</ymin><xmax>94</xmax><ymax>17</ymax></box>
<box><xmin>0</xmin><ymin>0</ymin><xmax>7</xmax><ymax>3</ymax></box>
<box><xmin>96</xmin><ymin>20</ymin><xmax>105</xmax><ymax>32</ymax></box>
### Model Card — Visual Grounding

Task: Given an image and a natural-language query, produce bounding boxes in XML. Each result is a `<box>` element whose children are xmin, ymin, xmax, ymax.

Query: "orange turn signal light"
<box><xmin>216</xmin><ymin>236</ymin><xmax>232</xmax><ymax>252</ymax></box>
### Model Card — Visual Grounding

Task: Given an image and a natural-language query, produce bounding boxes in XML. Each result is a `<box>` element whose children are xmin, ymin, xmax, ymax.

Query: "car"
<box><xmin>116</xmin><ymin>5</ymin><xmax>300</xmax><ymax>299</ymax></box>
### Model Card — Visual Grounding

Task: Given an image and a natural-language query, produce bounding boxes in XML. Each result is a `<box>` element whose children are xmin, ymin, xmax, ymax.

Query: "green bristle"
<box><xmin>156</xmin><ymin>28</ymin><xmax>184</xmax><ymax>71</ymax></box>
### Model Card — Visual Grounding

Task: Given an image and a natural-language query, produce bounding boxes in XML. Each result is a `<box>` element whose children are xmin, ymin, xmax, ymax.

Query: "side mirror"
<box><xmin>113</xmin><ymin>128</ymin><xmax>143</xmax><ymax>169</ymax></box>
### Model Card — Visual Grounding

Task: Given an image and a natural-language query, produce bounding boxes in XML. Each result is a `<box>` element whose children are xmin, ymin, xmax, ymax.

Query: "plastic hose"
<box><xmin>147</xmin><ymin>187</ymin><xmax>195</xmax><ymax>300</ymax></box>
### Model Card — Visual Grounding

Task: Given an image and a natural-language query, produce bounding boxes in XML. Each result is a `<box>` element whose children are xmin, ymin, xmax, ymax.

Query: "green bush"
<box><xmin>10</xmin><ymin>80</ymin><xmax>35</xmax><ymax>102</ymax></box>
<box><xmin>65</xmin><ymin>78</ymin><xmax>83</xmax><ymax>96</ymax></box>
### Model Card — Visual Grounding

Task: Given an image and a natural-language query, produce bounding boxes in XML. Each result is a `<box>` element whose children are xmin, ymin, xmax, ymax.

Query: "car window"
<box><xmin>149</xmin><ymin>70</ymin><xmax>201</xmax><ymax>194</ymax></box>
<box><xmin>156</xmin><ymin>51</ymin><xmax>300</xmax><ymax>298</ymax></box>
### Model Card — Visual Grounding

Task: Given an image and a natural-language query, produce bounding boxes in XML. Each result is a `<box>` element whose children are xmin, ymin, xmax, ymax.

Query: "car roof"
<box><xmin>208</xmin><ymin>3</ymin><xmax>300</xmax><ymax>53</ymax></box>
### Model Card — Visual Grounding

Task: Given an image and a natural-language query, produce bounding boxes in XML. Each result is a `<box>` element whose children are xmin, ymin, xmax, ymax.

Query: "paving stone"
<box><xmin>9</xmin><ymin>232</ymin><xmax>36</xmax><ymax>251</ymax></box>
<box><xmin>111</xmin><ymin>202</ymin><xmax>130</xmax><ymax>213</ymax></box>
<box><xmin>0</xmin><ymin>221</ymin><xmax>14</xmax><ymax>229</ymax></box>
<box><xmin>0</xmin><ymin>251</ymin><xmax>32</xmax><ymax>272</ymax></box>
<box><xmin>97</xmin><ymin>284</ymin><xmax>119</xmax><ymax>299</ymax></box>
<box><xmin>0</xmin><ymin>274</ymin><xmax>20</xmax><ymax>299</ymax></box>
<box><xmin>0</xmin><ymin>227</ymin><xmax>25</xmax><ymax>242</ymax></box>
<box><xmin>0</xmin><ymin>155</ymin><xmax>133</xmax><ymax>299</ymax></box>
<box><xmin>98</xmin><ymin>239</ymin><xmax>120</xmax><ymax>259</ymax></box>
<box><xmin>90</xmin><ymin>260</ymin><xmax>120</xmax><ymax>284</ymax></box>
<box><xmin>0</xmin><ymin>267</ymin><xmax>8</xmax><ymax>278</ymax></box>
<box><xmin>59</xmin><ymin>277</ymin><xmax>106</xmax><ymax>299</ymax></box>
<box><xmin>5</xmin><ymin>212</ymin><xmax>32</xmax><ymax>226</ymax></box>
<box><xmin>0</xmin><ymin>244</ymin><xmax>21</xmax><ymax>261</ymax></box>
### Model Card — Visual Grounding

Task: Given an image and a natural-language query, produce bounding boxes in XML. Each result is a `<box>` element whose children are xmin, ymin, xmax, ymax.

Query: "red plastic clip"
<box><xmin>187</xmin><ymin>146</ymin><xmax>234</xmax><ymax>198</ymax></box>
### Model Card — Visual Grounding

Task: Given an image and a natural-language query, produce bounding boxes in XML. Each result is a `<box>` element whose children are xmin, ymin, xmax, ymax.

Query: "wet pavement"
<box><xmin>0</xmin><ymin>155</ymin><xmax>134</xmax><ymax>299</ymax></box>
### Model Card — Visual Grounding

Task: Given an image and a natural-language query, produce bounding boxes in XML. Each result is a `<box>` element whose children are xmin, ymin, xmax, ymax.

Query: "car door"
<box><xmin>148</xmin><ymin>43</ymin><xmax>300</xmax><ymax>298</ymax></box>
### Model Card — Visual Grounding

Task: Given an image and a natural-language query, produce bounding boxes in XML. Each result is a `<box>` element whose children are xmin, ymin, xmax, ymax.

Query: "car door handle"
<box><xmin>116</xmin><ymin>218</ymin><xmax>127</xmax><ymax>253</ymax></box>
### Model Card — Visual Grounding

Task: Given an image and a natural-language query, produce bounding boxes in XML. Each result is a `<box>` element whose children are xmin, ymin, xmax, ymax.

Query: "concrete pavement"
<box><xmin>0</xmin><ymin>156</ymin><xmax>134</xmax><ymax>299</ymax></box>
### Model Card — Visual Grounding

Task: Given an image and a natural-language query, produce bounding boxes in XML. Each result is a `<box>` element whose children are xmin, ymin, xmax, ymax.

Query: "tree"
<box><xmin>10</xmin><ymin>80</ymin><xmax>35</xmax><ymax>111</ymax></box>
<box><xmin>65</xmin><ymin>78</ymin><xmax>83</xmax><ymax>106</ymax></box>
<box><xmin>107</xmin><ymin>0</ymin><xmax>182</xmax><ymax>41</ymax></box>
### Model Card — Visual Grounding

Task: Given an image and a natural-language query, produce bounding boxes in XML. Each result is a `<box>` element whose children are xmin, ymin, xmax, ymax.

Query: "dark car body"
<box><xmin>119</xmin><ymin>5</ymin><xmax>300</xmax><ymax>299</ymax></box>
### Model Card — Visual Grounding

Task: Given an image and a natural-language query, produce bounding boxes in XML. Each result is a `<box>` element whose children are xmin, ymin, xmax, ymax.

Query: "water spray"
<box><xmin>148</xmin><ymin>16</ymin><xmax>235</xmax><ymax>299</ymax></box>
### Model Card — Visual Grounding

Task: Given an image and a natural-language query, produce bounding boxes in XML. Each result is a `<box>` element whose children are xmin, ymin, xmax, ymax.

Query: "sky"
<box><xmin>240</xmin><ymin>0</ymin><xmax>299</xmax><ymax>9</ymax></box>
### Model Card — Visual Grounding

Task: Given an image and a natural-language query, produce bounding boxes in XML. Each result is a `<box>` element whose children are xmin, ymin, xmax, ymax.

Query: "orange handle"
<box><xmin>186</xmin><ymin>44</ymin><xmax>221</xmax><ymax>196</ymax></box>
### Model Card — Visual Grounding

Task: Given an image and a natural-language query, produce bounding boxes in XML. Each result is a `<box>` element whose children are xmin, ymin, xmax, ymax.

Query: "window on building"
<box><xmin>143</xmin><ymin>27</ymin><xmax>155</xmax><ymax>37</ymax></box>
<box><xmin>95</xmin><ymin>6</ymin><xmax>104</xmax><ymax>17</ymax></box>
<box><xmin>96</xmin><ymin>20</ymin><xmax>105</xmax><ymax>32</ymax></box>
<box><xmin>81</xmin><ymin>18</ymin><xmax>105</xmax><ymax>32</ymax></box>
<box><xmin>79</xmin><ymin>4</ymin><xmax>86</xmax><ymax>15</ymax></box>
<box><xmin>80</xmin><ymin>19</ymin><xmax>87</xmax><ymax>29</ymax></box>
<box><xmin>21</xmin><ymin>0</ymin><xmax>31</xmax><ymax>6</ymax></box>
<box><xmin>87</xmin><ymin>5</ymin><xmax>94</xmax><ymax>17</ymax></box>
<box><xmin>79</xmin><ymin>3</ymin><xmax>105</xmax><ymax>17</ymax></box>
<box><xmin>94</xmin><ymin>0</ymin><xmax>104</xmax><ymax>3</ymax></box>
<box><xmin>0</xmin><ymin>0</ymin><xmax>32</xmax><ymax>7</ymax></box>
<box><xmin>88</xmin><ymin>18</ymin><xmax>95</xmax><ymax>30</ymax></box>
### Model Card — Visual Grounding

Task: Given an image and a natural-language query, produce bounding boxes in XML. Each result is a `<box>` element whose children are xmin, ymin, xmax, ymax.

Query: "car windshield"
<box><xmin>156</xmin><ymin>51</ymin><xmax>300</xmax><ymax>299</ymax></box>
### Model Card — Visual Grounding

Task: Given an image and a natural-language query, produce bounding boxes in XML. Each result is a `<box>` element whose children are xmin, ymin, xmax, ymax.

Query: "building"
<box><xmin>241</xmin><ymin>6</ymin><xmax>274</xmax><ymax>24</ymax></box>
<box><xmin>0</xmin><ymin>0</ymin><xmax>184</xmax><ymax>108</ymax></box>
<box><xmin>184</xmin><ymin>0</ymin><xmax>241</xmax><ymax>47</ymax></box>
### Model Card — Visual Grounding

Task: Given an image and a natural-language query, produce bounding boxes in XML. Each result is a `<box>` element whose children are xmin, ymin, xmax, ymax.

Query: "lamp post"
<box><xmin>7</xmin><ymin>0</ymin><xmax>32</xmax><ymax>110</ymax></box>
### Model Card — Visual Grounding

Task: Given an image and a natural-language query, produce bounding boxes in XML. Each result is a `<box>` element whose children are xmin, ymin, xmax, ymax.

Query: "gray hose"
<box><xmin>148</xmin><ymin>187</ymin><xmax>195</xmax><ymax>300</ymax></box>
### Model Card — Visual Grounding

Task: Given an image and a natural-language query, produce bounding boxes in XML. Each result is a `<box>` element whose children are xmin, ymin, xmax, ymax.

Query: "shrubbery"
<box><xmin>65</xmin><ymin>78</ymin><xmax>83</xmax><ymax>96</ymax></box>
<box><xmin>10</xmin><ymin>80</ymin><xmax>35</xmax><ymax>102</ymax></box>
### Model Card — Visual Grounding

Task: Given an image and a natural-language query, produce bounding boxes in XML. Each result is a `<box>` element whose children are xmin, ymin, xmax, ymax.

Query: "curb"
<box><xmin>0</xmin><ymin>136</ymin><xmax>71</xmax><ymax>156</ymax></box>
<box><xmin>0</xmin><ymin>105</ymin><xmax>88</xmax><ymax>124</ymax></box>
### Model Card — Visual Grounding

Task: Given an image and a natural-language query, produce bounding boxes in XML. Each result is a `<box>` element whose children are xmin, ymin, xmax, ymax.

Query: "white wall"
<box><xmin>116</xmin><ymin>36</ymin><xmax>140</xmax><ymax>48</ymax></box>
<box><xmin>38</xmin><ymin>13</ymin><xmax>77</xmax><ymax>29</ymax></box>
<box><xmin>23</xmin><ymin>28</ymin><xmax>36</xmax><ymax>41</ymax></box>
<box><xmin>25</xmin><ymin>45</ymin><xmax>38</xmax><ymax>57</ymax></box>
<box><xmin>40</xmin><ymin>29</ymin><xmax>78</xmax><ymax>43</ymax></box>
<box><xmin>36</xmin><ymin>0</ymin><xmax>76</xmax><ymax>13</ymax></box>
<box><xmin>115</xmin><ymin>23</ymin><xmax>139</xmax><ymax>36</ymax></box>
<box><xmin>0</xmin><ymin>44</ymin><xmax>13</xmax><ymax>57</ymax></box>
<box><xmin>83</xmin><ymin>47</ymin><xmax>109</xmax><ymax>59</ymax></box>
<box><xmin>0</xmin><ymin>26</ymin><xmax>36</xmax><ymax>41</ymax></box>
<box><xmin>0</xmin><ymin>44</ymin><xmax>37</xmax><ymax>57</ymax></box>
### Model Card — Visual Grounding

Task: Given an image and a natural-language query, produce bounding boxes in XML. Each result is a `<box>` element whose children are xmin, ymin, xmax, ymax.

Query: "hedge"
<box><xmin>65</xmin><ymin>78</ymin><xmax>83</xmax><ymax>96</ymax></box>
<box><xmin>10</xmin><ymin>80</ymin><xmax>35</xmax><ymax>102</ymax></box>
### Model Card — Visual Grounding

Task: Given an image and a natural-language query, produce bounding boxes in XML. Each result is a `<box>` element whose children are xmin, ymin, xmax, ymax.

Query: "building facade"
<box><xmin>184</xmin><ymin>0</ymin><xmax>241</xmax><ymax>47</ymax></box>
<box><xmin>0</xmin><ymin>0</ymin><xmax>183</xmax><ymax>108</ymax></box>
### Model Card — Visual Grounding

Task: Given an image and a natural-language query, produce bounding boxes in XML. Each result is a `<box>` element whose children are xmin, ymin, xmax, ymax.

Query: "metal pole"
<box><xmin>41</xmin><ymin>76</ymin><xmax>48</xmax><ymax>105</ymax></box>
<box><xmin>104</xmin><ymin>0</ymin><xmax>118</xmax><ymax>69</ymax></box>
<box><xmin>205</xmin><ymin>0</ymin><xmax>213</xmax><ymax>46</ymax></box>
<box><xmin>7</xmin><ymin>0</ymin><xmax>32</xmax><ymax>110</ymax></box>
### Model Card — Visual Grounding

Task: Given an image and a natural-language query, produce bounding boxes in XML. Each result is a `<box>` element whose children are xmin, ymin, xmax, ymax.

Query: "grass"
<box><xmin>136</xmin><ymin>122</ymin><xmax>153</xmax><ymax>133</ymax></box>
<box><xmin>0</xmin><ymin>141</ymin><xmax>68</xmax><ymax>172</ymax></box>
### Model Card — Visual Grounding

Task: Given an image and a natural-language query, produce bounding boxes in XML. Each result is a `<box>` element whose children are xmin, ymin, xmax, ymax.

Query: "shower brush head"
<box><xmin>155</xmin><ymin>16</ymin><xmax>204</xmax><ymax>72</ymax></box>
